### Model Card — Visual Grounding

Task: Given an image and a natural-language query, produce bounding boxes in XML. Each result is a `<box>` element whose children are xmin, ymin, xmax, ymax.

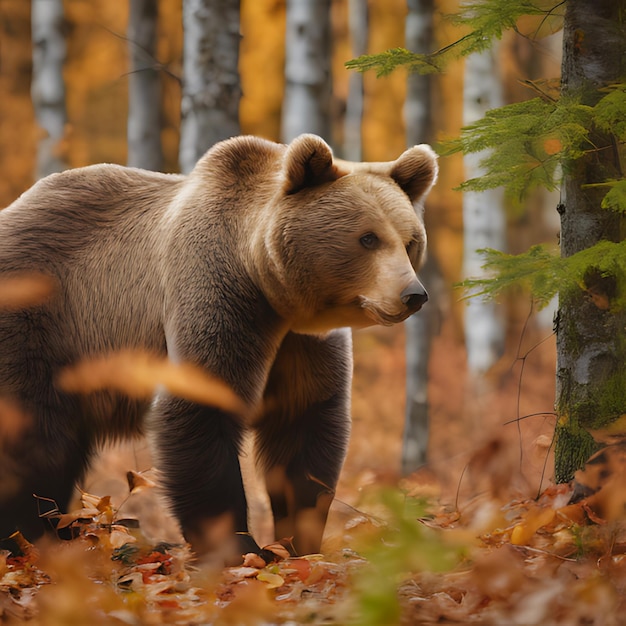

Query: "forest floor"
<box><xmin>2</xmin><ymin>314</ymin><xmax>626</xmax><ymax>624</ymax></box>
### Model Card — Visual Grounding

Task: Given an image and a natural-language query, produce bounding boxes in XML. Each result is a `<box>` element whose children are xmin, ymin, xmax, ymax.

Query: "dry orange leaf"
<box><xmin>0</xmin><ymin>397</ymin><xmax>31</xmax><ymax>443</ymax></box>
<box><xmin>79</xmin><ymin>490</ymin><xmax>108</xmax><ymax>510</ymax></box>
<box><xmin>57</xmin><ymin>350</ymin><xmax>246</xmax><ymax>414</ymax></box>
<box><xmin>126</xmin><ymin>470</ymin><xmax>156</xmax><ymax>494</ymax></box>
<box><xmin>106</xmin><ymin>529</ymin><xmax>136</xmax><ymax>550</ymax></box>
<box><xmin>543</xmin><ymin>137</ymin><xmax>562</xmax><ymax>155</ymax></box>
<box><xmin>282</xmin><ymin>558</ymin><xmax>312</xmax><ymax>583</ymax></box>
<box><xmin>510</xmin><ymin>506</ymin><xmax>556</xmax><ymax>545</ymax></box>
<box><xmin>55</xmin><ymin>508</ymin><xmax>100</xmax><ymax>530</ymax></box>
<box><xmin>0</xmin><ymin>273</ymin><xmax>56</xmax><ymax>309</ymax></box>
<box><xmin>226</xmin><ymin>566</ymin><xmax>263</xmax><ymax>582</ymax></box>
<box><xmin>242</xmin><ymin>553</ymin><xmax>266</xmax><ymax>569</ymax></box>
<box><xmin>261</xmin><ymin>539</ymin><xmax>292</xmax><ymax>561</ymax></box>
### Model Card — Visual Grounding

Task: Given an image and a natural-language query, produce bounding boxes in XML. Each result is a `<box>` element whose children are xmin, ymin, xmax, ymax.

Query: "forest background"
<box><xmin>0</xmin><ymin>0</ymin><xmax>561</xmax><ymax>502</ymax></box>
<box><xmin>2</xmin><ymin>0</ymin><xmax>611</xmax><ymax>623</ymax></box>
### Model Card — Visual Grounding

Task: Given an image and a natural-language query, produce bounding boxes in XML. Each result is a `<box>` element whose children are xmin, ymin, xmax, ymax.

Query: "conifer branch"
<box><xmin>459</xmin><ymin>241</ymin><xmax>626</xmax><ymax>309</ymax></box>
<box><xmin>439</xmin><ymin>96</ymin><xmax>594</xmax><ymax>201</ymax></box>
<box><xmin>345</xmin><ymin>0</ymin><xmax>565</xmax><ymax>77</ymax></box>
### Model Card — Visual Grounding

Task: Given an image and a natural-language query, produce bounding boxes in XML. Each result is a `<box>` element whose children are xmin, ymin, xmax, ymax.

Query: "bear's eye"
<box><xmin>360</xmin><ymin>233</ymin><xmax>379</xmax><ymax>250</ymax></box>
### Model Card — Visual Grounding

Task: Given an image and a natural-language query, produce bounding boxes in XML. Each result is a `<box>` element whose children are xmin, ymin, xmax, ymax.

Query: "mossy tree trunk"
<box><xmin>555</xmin><ymin>0</ymin><xmax>626</xmax><ymax>482</ymax></box>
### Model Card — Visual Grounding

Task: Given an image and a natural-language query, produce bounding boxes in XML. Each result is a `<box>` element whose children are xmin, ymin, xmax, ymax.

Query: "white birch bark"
<box><xmin>180</xmin><ymin>0</ymin><xmax>241</xmax><ymax>174</ymax></box>
<box><xmin>281</xmin><ymin>0</ymin><xmax>332</xmax><ymax>143</ymax></box>
<box><xmin>343</xmin><ymin>0</ymin><xmax>367</xmax><ymax>161</ymax></box>
<box><xmin>462</xmin><ymin>47</ymin><xmax>506</xmax><ymax>374</ymax></box>
<box><xmin>402</xmin><ymin>0</ymin><xmax>435</xmax><ymax>474</ymax></box>
<box><xmin>31</xmin><ymin>0</ymin><xmax>67</xmax><ymax>179</ymax></box>
<box><xmin>127</xmin><ymin>0</ymin><xmax>163</xmax><ymax>171</ymax></box>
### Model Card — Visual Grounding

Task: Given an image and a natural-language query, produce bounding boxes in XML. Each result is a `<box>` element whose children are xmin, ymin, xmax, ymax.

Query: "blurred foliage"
<box><xmin>599</xmin><ymin>180</ymin><xmax>626</xmax><ymax>214</ymax></box>
<box><xmin>351</xmin><ymin>489</ymin><xmax>464</xmax><ymax>626</ymax></box>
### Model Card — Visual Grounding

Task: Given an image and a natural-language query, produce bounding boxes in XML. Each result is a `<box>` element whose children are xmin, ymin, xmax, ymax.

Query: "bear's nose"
<box><xmin>401</xmin><ymin>281</ymin><xmax>428</xmax><ymax>309</ymax></box>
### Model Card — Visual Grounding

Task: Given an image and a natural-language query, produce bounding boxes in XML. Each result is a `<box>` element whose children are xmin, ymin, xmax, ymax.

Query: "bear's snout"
<box><xmin>400</xmin><ymin>280</ymin><xmax>428</xmax><ymax>310</ymax></box>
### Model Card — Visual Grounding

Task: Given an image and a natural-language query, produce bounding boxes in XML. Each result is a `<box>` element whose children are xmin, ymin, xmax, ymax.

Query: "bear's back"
<box><xmin>0</xmin><ymin>165</ymin><xmax>185</xmax><ymax>273</ymax></box>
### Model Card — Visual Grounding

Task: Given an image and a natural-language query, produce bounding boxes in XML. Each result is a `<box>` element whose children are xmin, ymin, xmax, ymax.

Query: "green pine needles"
<box><xmin>441</xmin><ymin>96</ymin><xmax>589</xmax><ymax>200</ymax></box>
<box><xmin>448</xmin><ymin>82</ymin><xmax>626</xmax><ymax>306</ymax></box>
<box><xmin>346</xmin><ymin>0</ymin><xmax>565</xmax><ymax>76</ymax></box>
<box><xmin>442</xmin><ymin>84</ymin><xmax>626</xmax><ymax>201</ymax></box>
<box><xmin>346</xmin><ymin>2</ymin><xmax>625</xmax><ymax>311</ymax></box>
<box><xmin>458</xmin><ymin>240</ymin><xmax>626</xmax><ymax>310</ymax></box>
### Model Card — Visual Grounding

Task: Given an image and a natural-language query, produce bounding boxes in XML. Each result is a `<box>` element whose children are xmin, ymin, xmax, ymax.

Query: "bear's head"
<box><xmin>253</xmin><ymin>134</ymin><xmax>438</xmax><ymax>334</ymax></box>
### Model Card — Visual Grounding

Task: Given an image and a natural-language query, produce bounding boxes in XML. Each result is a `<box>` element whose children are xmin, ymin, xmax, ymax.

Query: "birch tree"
<box><xmin>127</xmin><ymin>0</ymin><xmax>163</xmax><ymax>171</ymax></box>
<box><xmin>31</xmin><ymin>0</ymin><xmax>67</xmax><ymax>179</ymax></box>
<box><xmin>554</xmin><ymin>0</ymin><xmax>626</xmax><ymax>481</ymax></box>
<box><xmin>179</xmin><ymin>0</ymin><xmax>241</xmax><ymax>174</ymax></box>
<box><xmin>402</xmin><ymin>0</ymin><xmax>435</xmax><ymax>474</ymax></box>
<box><xmin>462</xmin><ymin>47</ymin><xmax>506</xmax><ymax>375</ymax></box>
<box><xmin>343</xmin><ymin>0</ymin><xmax>367</xmax><ymax>161</ymax></box>
<box><xmin>281</xmin><ymin>0</ymin><xmax>332</xmax><ymax>143</ymax></box>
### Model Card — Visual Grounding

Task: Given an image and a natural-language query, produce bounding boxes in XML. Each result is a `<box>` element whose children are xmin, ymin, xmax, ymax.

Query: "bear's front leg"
<box><xmin>151</xmin><ymin>396</ymin><xmax>258</xmax><ymax>564</ymax></box>
<box><xmin>255</xmin><ymin>329</ymin><xmax>352</xmax><ymax>555</ymax></box>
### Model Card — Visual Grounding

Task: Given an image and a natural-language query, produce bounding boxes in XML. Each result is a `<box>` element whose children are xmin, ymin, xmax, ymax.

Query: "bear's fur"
<box><xmin>0</xmin><ymin>134</ymin><xmax>437</xmax><ymax>560</ymax></box>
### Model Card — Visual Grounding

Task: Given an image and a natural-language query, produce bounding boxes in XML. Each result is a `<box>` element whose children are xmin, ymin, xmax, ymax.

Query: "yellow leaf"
<box><xmin>126</xmin><ymin>470</ymin><xmax>156</xmax><ymax>494</ymax></box>
<box><xmin>56</xmin><ymin>508</ymin><xmax>99</xmax><ymax>529</ymax></box>
<box><xmin>510</xmin><ymin>507</ymin><xmax>555</xmax><ymax>545</ymax></box>
<box><xmin>257</xmin><ymin>571</ymin><xmax>284</xmax><ymax>589</ymax></box>
<box><xmin>107</xmin><ymin>529</ymin><xmax>136</xmax><ymax>549</ymax></box>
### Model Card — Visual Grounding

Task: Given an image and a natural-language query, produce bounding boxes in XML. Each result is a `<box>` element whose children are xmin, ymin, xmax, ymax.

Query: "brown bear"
<box><xmin>0</xmin><ymin>134</ymin><xmax>437</xmax><ymax>561</ymax></box>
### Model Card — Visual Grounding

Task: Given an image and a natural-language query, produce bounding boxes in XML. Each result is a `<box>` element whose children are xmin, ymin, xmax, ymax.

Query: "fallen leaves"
<box><xmin>0</xmin><ymin>534</ymin><xmax>48</xmax><ymax>621</ymax></box>
<box><xmin>4</xmin><ymin>447</ymin><xmax>626</xmax><ymax>624</ymax></box>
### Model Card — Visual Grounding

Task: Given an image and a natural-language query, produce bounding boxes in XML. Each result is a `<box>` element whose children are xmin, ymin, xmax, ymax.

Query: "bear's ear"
<box><xmin>283</xmin><ymin>134</ymin><xmax>346</xmax><ymax>194</ymax></box>
<box><xmin>390</xmin><ymin>144</ymin><xmax>439</xmax><ymax>204</ymax></box>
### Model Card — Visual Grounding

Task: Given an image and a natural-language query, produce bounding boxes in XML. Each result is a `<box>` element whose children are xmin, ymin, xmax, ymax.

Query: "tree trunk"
<box><xmin>179</xmin><ymin>0</ymin><xmax>241</xmax><ymax>174</ymax></box>
<box><xmin>31</xmin><ymin>0</ymin><xmax>67</xmax><ymax>179</ymax></box>
<box><xmin>402</xmin><ymin>0</ymin><xmax>435</xmax><ymax>474</ymax></box>
<box><xmin>554</xmin><ymin>0</ymin><xmax>626</xmax><ymax>482</ymax></box>
<box><xmin>281</xmin><ymin>0</ymin><xmax>331</xmax><ymax>143</ymax></box>
<box><xmin>127</xmin><ymin>0</ymin><xmax>163</xmax><ymax>171</ymax></box>
<box><xmin>462</xmin><ymin>46</ymin><xmax>506</xmax><ymax>374</ymax></box>
<box><xmin>343</xmin><ymin>0</ymin><xmax>367</xmax><ymax>161</ymax></box>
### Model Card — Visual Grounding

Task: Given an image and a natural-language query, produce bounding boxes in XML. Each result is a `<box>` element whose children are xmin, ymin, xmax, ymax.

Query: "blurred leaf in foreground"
<box><xmin>57</xmin><ymin>350</ymin><xmax>246</xmax><ymax>414</ymax></box>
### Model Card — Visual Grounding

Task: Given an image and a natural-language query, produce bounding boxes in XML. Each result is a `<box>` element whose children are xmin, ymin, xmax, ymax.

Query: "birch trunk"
<box><xmin>554</xmin><ymin>0</ymin><xmax>626</xmax><ymax>482</ymax></box>
<box><xmin>402</xmin><ymin>0</ymin><xmax>434</xmax><ymax>474</ymax></box>
<box><xmin>281</xmin><ymin>0</ymin><xmax>331</xmax><ymax>143</ymax></box>
<box><xmin>462</xmin><ymin>47</ymin><xmax>506</xmax><ymax>374</ymax></box>
<box><xmin>31</xmin><ymin>0</ymin><xmax>67</xmax><ymax>179</ymax></box>
<box><xmin>179</xmin><ymin>0</ymin><xmax>241</xmax><ymax>174</ymax></box>
<box><xmin>343</xmin><ymin>0</ymin><xmax>367</xmax><ymax>161</ymax></box>
<box><xmin>127</xmin><ymin>0</ymin><xmax>163</xmax><ymax>171</ymax></box>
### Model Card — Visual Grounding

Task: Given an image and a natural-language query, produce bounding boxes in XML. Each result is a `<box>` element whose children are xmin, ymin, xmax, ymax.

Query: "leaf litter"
<box><xmin>3</xmin><ymin>443</ymin><xmax>626</xmax><ymax>625</ymax></box>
